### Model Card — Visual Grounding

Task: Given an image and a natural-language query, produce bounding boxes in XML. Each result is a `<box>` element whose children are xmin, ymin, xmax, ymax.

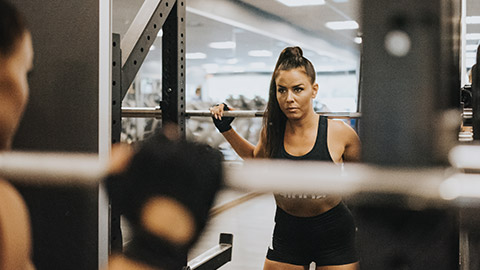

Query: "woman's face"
<box><xmin>0</xmin><ymin>32</ymin><xmax>34</xmax><ymax>150</ymax></box>
<box><xmin>275</xmin><ymin>67</ymin><xmax>318</xmax><ymax>120</ymax></box>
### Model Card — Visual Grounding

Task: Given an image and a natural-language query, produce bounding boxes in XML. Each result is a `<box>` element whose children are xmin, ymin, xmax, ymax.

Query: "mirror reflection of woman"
<box><xmin>211</xmin><ymin>47</ymin><xmax>361</xmax><ymax>270</ymax></box>
<box><xmin>0</xmin><ymin>0</ymin><xmax>35</xmax><ymax>269</ymax></box>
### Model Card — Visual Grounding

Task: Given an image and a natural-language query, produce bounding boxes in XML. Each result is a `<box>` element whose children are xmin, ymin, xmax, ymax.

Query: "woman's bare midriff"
<box><xmin>274</xmin><ymin>194</ymin><xmax>342</xmax><ymax>217</ymax></box>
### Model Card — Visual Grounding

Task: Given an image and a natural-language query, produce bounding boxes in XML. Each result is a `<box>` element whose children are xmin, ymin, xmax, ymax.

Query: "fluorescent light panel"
<box><xmin>186</xmin><ymin>52</ymin><xmax>207</xmax><ymax>59</ymax></box>
<box><xmin>325</xmin><ymin>20</ymin><xmax>359</xmax><ymax>30</ymax></box>
<box><xmin>276</xmin><ymin>0</ymin><xmax>325</xmax><ymax>7</ymax></box>
<box><xmin>209</xmin><ymin>41</ymin><xmax>236</xmax><ymax>49</ymax></box>
<box><xmin>466</xmin><ymin>16</ymin><xmax>480</xmax><ymax>24</ymax></box>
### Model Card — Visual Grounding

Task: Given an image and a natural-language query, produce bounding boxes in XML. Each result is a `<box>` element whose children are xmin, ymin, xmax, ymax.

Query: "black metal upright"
<box><xmin>355</xmin><ymin>1</ymin><xmax>462</xmax><ymax>269</ymax></box>
<box><xmin>360</xmin><ymin>0</ymin><xmax>461</xmax><ymax>167</ymax></box>
<box><xmin>110</xmin><ymin>33</ymin><xmax>123</xmax><ymax>254</ymax></box>
<box><xmin>111</xmin><ymin>0</ymin><xmax>186</xmax><ymax>254</ymax></box>
<box><xmin>118</xmin><ymin>0</ymin><xmax>186</xmax><ymax>136</ymax></box>
<box><xmin>162</xmin><ymin>0</ymin><xmax>186</xmax><ymax>136</ymax></box>
<box><xmin>472</xmin><ymin>45</ymin><xmax>480</xmax><ymax>140</ymax></box>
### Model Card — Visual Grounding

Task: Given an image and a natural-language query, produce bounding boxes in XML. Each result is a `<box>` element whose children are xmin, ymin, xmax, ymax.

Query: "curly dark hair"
<box><xmin>0</xmin><ymin>0</ymin><xmax>27</xmax><ymax>56</ymax></box>
<box><xmin>263</xmin><ymin>46</ymin><xmax>317</xmax><ymax>157</ymax></box>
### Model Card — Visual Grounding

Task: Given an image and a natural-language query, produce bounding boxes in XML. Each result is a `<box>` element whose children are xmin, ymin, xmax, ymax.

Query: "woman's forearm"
<box><xmin>221</xmin><ymin>128</ymin><xmax>256</xmax><ymax>159</ymax></box>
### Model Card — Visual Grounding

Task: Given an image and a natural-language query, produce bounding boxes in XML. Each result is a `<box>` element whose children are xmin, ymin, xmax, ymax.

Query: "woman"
<box><xmin>211</xmin><ymin>47</ymin><xmax>361</xmax><ymax>270</ymax></box>
<box><xmin>0</xmin><ymin>0</ymin><xmax>35</xmax><ymax>269</ymax></box>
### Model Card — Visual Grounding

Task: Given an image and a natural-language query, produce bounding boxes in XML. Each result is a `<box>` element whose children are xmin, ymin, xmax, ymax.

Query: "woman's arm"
<box><xmin>342</xmin><ymin>124</ymin><xmax>361</xmax><ymax>162</ymax></box>
<box><xmin>211</xmin><ymin>103</ymin><xmax>265</xmax><ymax>159</ymax></box>
<box><xmin>221</xmin><ymin>128</ymin><xmax>256</xmax><ymax>159</ymax></box>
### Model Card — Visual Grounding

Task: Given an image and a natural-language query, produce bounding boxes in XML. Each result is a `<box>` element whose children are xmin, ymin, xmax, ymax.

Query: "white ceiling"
<box><xmin>113</xmin><ymin>0</ymin><xmax>480</xmax><ymax>77</ymax></box>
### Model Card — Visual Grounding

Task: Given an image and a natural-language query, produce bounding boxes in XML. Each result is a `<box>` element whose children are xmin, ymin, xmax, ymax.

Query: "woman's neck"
<box><xmin>286</xmin><ymin>110</ymin><xmax>319</xmax><ymax>133</ymax></box>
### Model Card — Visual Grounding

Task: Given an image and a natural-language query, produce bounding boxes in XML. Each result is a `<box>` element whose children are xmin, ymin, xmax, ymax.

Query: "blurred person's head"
<box><xmin>0</xmin><ymin>0</ymin><xmax>34</xmax><ymax>150</ymax></box>
<box><xmin>107</xmin><ymin>131</ymin><xmax>224</xmax><ymax>270</ymax></box>
<box><xmin>0</xmin><ymin>2</ymin><xmax>35</xmax><ymax>270</ymax></box>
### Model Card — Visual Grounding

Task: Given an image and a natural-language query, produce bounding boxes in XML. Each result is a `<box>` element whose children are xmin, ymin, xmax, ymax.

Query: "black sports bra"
<box><xmin>273</xmin><ymin>116</ymin><xmax>333</xmax><ymax>162</ymax></box>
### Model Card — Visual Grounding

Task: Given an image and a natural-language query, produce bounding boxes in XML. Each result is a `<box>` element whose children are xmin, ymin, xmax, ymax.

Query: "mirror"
<box><xmin>113</xmin><ymin>0</ymin><xmax>480</xmax><ymax>269</ymax></box>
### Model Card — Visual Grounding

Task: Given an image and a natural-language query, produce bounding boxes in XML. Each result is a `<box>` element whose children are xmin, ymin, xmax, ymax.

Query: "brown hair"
<box><xmin>263</xmin><ymin>46</ymin><xmax>317</xmax><ymax>158</ymax></box>
<box><xmin>0</xmin><ymin>0</ymin><xmax>27</xmax><ymax>56</ymax></box>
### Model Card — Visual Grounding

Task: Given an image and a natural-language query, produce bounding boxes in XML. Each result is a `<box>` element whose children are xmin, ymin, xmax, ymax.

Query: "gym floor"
<box><xmin>190</xmin><ymin>190</ymin><xmax>276</xmax><ymax>269</ymax></box>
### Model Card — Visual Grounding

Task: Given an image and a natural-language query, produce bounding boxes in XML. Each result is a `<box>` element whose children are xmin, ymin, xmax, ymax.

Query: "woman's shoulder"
<box><xmin>0</xmin><ymin>179</ymin><xmax>33</xmax><ymax>270</ymax></box>
<box><xmin>327</xmin><ymin>119</ymin><xmax>353</xmax><ymax>131</ymax></box>
<box><xmin>327</xmin><ymin>119</ymin><xmax>358</xmax><ymax>140</ymax></box>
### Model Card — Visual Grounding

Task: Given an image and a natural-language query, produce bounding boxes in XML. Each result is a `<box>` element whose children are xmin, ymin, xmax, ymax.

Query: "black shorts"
<box><xmin>266</xmin><ymin>202</ymin><xmax>358</xmax><ymax>266</ymax></box>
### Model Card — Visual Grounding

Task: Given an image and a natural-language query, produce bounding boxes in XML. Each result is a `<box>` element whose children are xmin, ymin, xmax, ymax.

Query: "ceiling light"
<box><xmin>248</xmin><ymin>50</ymin><xmax>273</xmax><ymax>57</ymax></box>
<box><xmin>466</xmin><ymin>33</ymin><xmax>480</xmax><ymax>40</ymax></box>
<box><xmin>208</xmin><ymin>41</ymin><xmax>236</xmax><ymax>49</ymax></box>
<box><xmin>466</xmin><ymin>44</ymin><xmax>479</xmax><ymax>51</ymax></box>
<box><xmin>325</xmin><ymin>20</ymin><xmax>359</xmax><ymax>30</ymax></box>
<box><xmin>466</xmin><ymin>16</ymin><xmax>480</xmax><ymax>24</ymax></box>
<box><xmin>186</xmin><ymin>52</ymin><xmax>207</xmax><ymax>59</ymax></box>
<box><xmin>157</xmin><ymin>29</ymin><xmax>163</xmax><ymax>37</ymax></box>
<box><xmin>275</xmin><ymin>0</ymin><xmax>325</xmax><ymax>7</ymax></box>
<box><xmin>354</xmin><ymin>37</ymin><xmax>362</xmax><ymax>44</ymax></box>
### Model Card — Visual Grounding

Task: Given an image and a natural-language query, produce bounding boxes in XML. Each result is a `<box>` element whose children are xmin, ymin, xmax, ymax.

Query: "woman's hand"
<box><xmin>210</xmin><ymin>103</ymin><xmax>235</xmax><ymax>133</ymax></box>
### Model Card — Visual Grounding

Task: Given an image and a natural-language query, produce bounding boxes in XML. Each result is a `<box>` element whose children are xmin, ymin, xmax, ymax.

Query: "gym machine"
<box><xmin>112</xmin><ymin>0</ymin><xmax>233</xmax><ymax>269</ymax></box>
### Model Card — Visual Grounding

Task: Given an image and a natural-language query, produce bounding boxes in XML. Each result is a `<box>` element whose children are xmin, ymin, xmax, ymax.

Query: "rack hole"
<box><xmin>134</xmin><ymin>60</ymin><xmax>137</xmax><ymax>65</ymax></box>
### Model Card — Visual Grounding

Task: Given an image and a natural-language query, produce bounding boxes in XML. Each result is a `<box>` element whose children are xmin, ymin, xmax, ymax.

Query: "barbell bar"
<box><xmin>122</xmin><ymin>107</ymin><xmax>473</xmax><ymax>120</ymax></box>
<box><xmin>121</xmin><ymin>107</ymin><xmax>362</xmax><ymax>119</ymax></box>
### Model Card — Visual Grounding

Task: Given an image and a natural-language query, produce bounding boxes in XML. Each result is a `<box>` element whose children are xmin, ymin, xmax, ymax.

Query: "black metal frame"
<box><xmin>162</xmin><ymin>1</ymin><xmax>186</xmax><ymax>135</ymax></box>
<box><xmin>112</xmin><ymin>0</ymin><xmax>186</xmax><ymax>141</ymax></box>
<box><xmin>110</xmin><ymin>34</ymin><xmax>123</xmax><ymax>254</ymax></box>
<box><xmin>110</xmin><ymin>0</ymin><xmax>186</xmax><ymax>256</ymax></box>
<box><xmin>184</xmin><ymin>233</ymin><xmax>233</xmax><ymax>270</ymax></box>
